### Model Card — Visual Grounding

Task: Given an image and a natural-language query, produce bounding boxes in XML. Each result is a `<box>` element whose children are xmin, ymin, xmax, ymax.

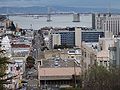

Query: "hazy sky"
<box><xmin>0</xmin><ymin>0</ymin><xmax>119</xmax><ymax>9</ymax></box>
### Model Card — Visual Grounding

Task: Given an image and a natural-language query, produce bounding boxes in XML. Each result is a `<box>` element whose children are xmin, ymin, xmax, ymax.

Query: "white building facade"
<box><xmin>95</xmin><ymin>14</ymin><xmax>120</xmax><ymax>35</ymax></box>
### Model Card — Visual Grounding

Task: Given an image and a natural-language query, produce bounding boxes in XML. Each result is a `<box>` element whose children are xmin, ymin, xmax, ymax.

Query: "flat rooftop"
<box><xmin>40</xmin><ymin>58</ymin><xmax>80</xmax><ymax>68</ymax></box>
<box><xmin>38</xmin><ymin>58</ymin><xmax>81</xmax><ymax>80</ymax></box>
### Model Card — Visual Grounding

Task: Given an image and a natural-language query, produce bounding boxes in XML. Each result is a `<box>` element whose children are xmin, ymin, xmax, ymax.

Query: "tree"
<box><xmin>26</xmin><ymin>56</ymin><xmax>35</xmax><ymax>69</ymax></box>
<box><xmin>82</xmin><ymin>64</ymin><xmax>120</xmax><ymax>90</ymax></box>
<box><xmin>109</xmin><ymin>67</ymin><xmax>120</xmax><ymax>90</ymax></box>
<box><xmin>0</xmin><ymin>56</ymin><xmax>9</xmax><ymax>89</ymax></box>
<box><xmin>83</xmin><ymin>65</ymin><xmax>111</xmax><ymax>90</ymax></box>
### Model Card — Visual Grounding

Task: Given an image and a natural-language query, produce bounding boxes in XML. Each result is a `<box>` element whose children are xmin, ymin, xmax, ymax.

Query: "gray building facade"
<box><xmin>109</xmin><ymin>39</ymin><xmax>120</xmax><ymax>67</ymax></box>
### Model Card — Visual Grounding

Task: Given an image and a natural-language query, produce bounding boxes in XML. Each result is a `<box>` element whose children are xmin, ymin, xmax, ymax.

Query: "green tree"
<box><xmin>0</xmin><ymin>56</ymin><xmax>9</xmax><ymax>89</ymax></box>
<box><xmin>109</xmin><ymin>67</ymin><xmax>120</xmax><ymax>90</ymax></box>
<box><xmin>82</xmin><ymin>64</ymin><xmax>120</xmax><ymax>90</ymax></box>
<box><xmin>83</xmin><ymin>65</ymin><xmax>111</xmax><ymax>90</ymax></box>
<box><xmin>26</xmin><ymin>56</ymin><xmax>35</xmax><ymax>69</ymax></box>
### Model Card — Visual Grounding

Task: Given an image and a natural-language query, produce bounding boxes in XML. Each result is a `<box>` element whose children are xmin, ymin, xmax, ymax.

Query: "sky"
<box><xmin>0</xmin><ymin>0</ymin><xmax>119</xmax><ymax>9</ymax></box>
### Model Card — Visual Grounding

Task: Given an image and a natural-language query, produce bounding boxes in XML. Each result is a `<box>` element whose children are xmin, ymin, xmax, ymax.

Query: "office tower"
<box><xmin>95</xmin><ymin>14</ymin><xmax>120</xmax><ymax>35</ymax></box>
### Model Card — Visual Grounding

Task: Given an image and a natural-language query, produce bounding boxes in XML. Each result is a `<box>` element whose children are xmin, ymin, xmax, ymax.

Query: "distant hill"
<box><xmin>0</xmin><ymin>6</ymin><xmax>120</xmax><ymax>14</ymax></box>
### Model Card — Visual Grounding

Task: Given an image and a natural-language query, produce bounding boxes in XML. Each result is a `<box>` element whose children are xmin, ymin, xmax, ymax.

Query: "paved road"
<box><xmin>26</xmin><ymin>79</ymin><xmax>40</xmax><ymax>90</ymax></box>
<box><xmin>22</xmin><ymin>30</ymin><xmax>46</xmax><ymax>90</ymax></box>
<box><xmin>32</xmin><ymin>30</ymin><xmax>46</xmax><ymax>59</ymax></box>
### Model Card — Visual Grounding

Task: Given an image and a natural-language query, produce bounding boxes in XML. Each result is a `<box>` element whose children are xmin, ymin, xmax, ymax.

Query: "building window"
<box><xmin>85</xmin><ymin>52</ymin><xmax>86</xmax><ymax>57</ymax></box>
<box><xmin>39</xmin><ymin>61</ymin><xmax>41</xmax><ymax>66</ymax></box>
<box><xmin>100</xmin><ymin>61</ymin><xmax>103</xmax><ymax>66</ymax></box>
<box><xmin>10</xmin><ymin>67</ymin><xmax>12</xmax><ymax>71</ymax></box>
<box><xmin>104</xmin><ymin>61</ymin><xmax>107</xmax><ymax>67</ymax></box>
<box><xmin>71</xmin><ymin>56</ymin><xmax>74</xmax><ymax>58</ymax></box>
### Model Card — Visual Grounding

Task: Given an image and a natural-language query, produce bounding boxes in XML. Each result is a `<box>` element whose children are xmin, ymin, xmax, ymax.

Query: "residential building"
<box><xmin>11</xmin><ymin>43</ymin><xmax>30</xmax><ymax>57</ymax></box>
<box><xmin>81</xmin><ymin>42</ymin><xmax>97</xmax><ymax>70</ymax></box>
<box><xmin>97</xmin><ymin>50</ymin><xmax>109</xmax><ymax>69</ymax></box>
<box><xmin>1</xmin><ymin>36</ymin><xmax>12</xmax><ymax>57</ymax></box>
<box><xmin>5</xmin><ymin>57</ymin><xmax>26</xmax><ymax>89</ymax></box>
<box><xmin>96</xmin><ymin>35</ymin><xmax>115</xmax><ymax>68</ymax></box>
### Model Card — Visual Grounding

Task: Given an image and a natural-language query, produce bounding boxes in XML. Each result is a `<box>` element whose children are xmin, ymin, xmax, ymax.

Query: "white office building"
<box><xmin>95</xmin><ymin>14</ymin><xmax>120</xmax><ymax>35</ymax></box>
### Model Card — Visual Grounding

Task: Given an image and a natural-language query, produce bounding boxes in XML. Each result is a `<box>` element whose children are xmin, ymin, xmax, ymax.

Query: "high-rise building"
<box><xmin>104</xmin><ymin>16</ymin><xmax>120</xmax><ymax>35</ymax></box>
<box><xmin>95</xmin><ymin>14</ymin><xmax>120</xmax><ymax>35</ymax></box>
<box><xmin>95</xmin><ymin>14</ymin><xmax>106</xmax><ymax>30</ymax></box>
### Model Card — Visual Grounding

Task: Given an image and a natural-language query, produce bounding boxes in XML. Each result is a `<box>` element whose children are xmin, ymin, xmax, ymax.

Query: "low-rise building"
<box><xmin>98</xmin><ymin>36</ymin><xmax>115</xmax><ymax>68</ymax></box>
<box><xmin>43</xmin><ymin>48</ymin><xmax>81</xmax><ymax>63</ymax></box>
<box><xmin>5</xmin><ymin>57</ymin><xmax>26</xmax><ymax>89</ymax></box>
<box><xmin>11</xmin><ymin>43</ymin><xmax>30</xmax><ymax>57</ymax></box>
<box><xmin>97</xmin><ymin>50</ymin><xmax>109</xmax><ymax>69</ymax></box>
<box><xmin>38</xmin><ymin>58</ymin><xmax>81</xmax><ymax>88</ymax></box>
<box><xmin>81</xmin><ymin>42</ymin><xmax>97</xmax><ymax>70</ymax></box>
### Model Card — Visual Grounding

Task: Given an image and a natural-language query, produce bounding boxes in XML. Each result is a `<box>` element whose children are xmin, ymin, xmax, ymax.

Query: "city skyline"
<box><xmin>0</xmin><ymin>0</ymin><xmax>120</xmax><ymax>9</ymax></box>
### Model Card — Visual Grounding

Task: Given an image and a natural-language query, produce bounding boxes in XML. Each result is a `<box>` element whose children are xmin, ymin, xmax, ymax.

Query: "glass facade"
<box><xmin>82</xmin><ymin>32</ymin><xmax>104</xmax><ymax>42</ymax></box>
<box><xmin>59</xmin><ymin>32</ymin><xmax>75</xmax><ymax>46</ymax></box>
<box><xmin>54</xmin><ymin>29</ymin><xmax>104</xmax><ymax>47</ymax></box>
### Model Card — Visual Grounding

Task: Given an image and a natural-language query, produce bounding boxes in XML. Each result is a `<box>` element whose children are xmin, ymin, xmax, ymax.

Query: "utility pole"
<box><xmin>37</xmin><ymin>60</ymin><xmax>41</xmax><ymax>89</ymax></box>
<box><xmin>44</xmin><ymin>70</ymin><xmax>47</xmax><ymax>90</ymax></box>
<box><xmin>73</xmin><ymin>60</ymin><xmax>77</xmax><ymax>88</ymax></box>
